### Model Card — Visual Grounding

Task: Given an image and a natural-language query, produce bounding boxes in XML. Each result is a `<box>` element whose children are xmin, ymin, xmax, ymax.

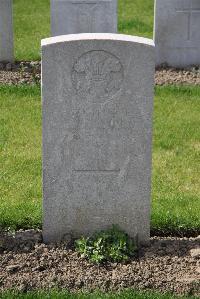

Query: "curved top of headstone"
<box><xmin>41</xmin><ymin>33</ymin><xmax>155</xmax><ymax>47</ymax></box>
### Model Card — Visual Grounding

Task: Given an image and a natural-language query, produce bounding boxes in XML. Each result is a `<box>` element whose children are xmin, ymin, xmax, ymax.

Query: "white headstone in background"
<box><xmin>154</xmin><ymin>0</ymin><xmax>200</xmax><ymax>67</ymax></box>
<box><xmin>51</xmin><ymin>0</ymin><xmax>117</xmax><ymax>36</ymax></box>
<box><xmin>0</xmin><ymin>0</ymin><xmax>14</xmax><ymax>62</ymax></box>
<box><xmin>42</xmin><ymin>33</ymin><xmax>155</xmax><ymax>245</ymax></box>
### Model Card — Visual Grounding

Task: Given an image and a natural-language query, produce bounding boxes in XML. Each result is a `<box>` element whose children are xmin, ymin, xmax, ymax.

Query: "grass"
<box><xmin>0</xmin><ymin>85</ymin><xmax>42</xmax><ymax>229</ymax></box>
<box><xmin>13</xmin><ymin>0</ymin><xmax>154</xmax><ymax>61</ymax></box>
<box><xmin>13</xmin><ymin>0</ymin><xmax>50</xmax><ymax>61</ymax></box>
<box><xmin>118</xmin><ymin>0</ymin><xmax>154</xmax><ymax>37</ymax></box>
<box><xmin>152</xmin><ymin>86</ymin><xmax>200</xmax><ymax>235</ymax></box>
<box><xmin>0</xmin><ymin>85</ymin><xmax>199</xmax><ymax>234</ymax></box>
<box><xmin>0</xmin><ymin>290</ymin><xmax>198</xmax><ymax>299</ymax></box>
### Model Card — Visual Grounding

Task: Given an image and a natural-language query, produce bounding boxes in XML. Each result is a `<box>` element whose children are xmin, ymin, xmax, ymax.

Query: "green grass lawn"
<box><xmin>13</xmin><ymin>0</ymin><xmax>50</xmax><ymax>61</ymax></box>
<box><xmin>0</xmin><ymin>86</ymin><xmax>41</xmax><ymax>229</ymax></box>
<box><xmin>0</xmin><ymin>85</ymin><xmax>199</xmax><ymax>233</ymax></box>
<box><xmin>152</xmin><ymin>86</ymin><xmax>200</xmax><ymax>234</ymax></box>
<box><xmin>13</xmin><ymin>0</ymin><xmax>154</xmax><ymax>61</ymax></box>
<box><xmin>1</xmin><ymin>290</ymin><xmax>198</xmax><ymax>299</ymax></box>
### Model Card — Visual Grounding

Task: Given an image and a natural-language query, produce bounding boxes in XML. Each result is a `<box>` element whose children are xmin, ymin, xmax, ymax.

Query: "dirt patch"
<box><xmin>0</xmin><ymin>62</ymin><xmax>200</xmax><ymax>86</ymax></box>
<box><xmin>0</xmin><ymin>61</ymin><xmax>40</xmax><ymax>85</ymax></box>
<box><xmin>0</xmin><ymin>230</ymin><xmax>199</xmax><ymax>296</ymax></box>
<box><xmin>155</xmin><ymin>66</ymin><xmax>200</xmax><ymax>86</ymax></box>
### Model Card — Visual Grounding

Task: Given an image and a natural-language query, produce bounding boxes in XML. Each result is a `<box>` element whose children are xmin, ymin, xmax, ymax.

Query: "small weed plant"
<box><xmin>75</xmin><ymin>226</ymin><xmax>137</xmax><ymax>264</ymax></box>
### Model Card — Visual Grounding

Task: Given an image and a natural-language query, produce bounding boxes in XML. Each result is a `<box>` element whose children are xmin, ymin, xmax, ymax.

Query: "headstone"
<box><xmin>51</xmin><ymin>0</ymin><xmax>117</xmax><ymax>36</ymax></box>
<box><xmin>0</xmin><ymin>0</ymin><xmax>14</xmax><ymax>62</ymax></box>
<box><xmin>42</xmin><ymin>33</ymin><xmax>155</xmax><ymax>245</ymax></box>
<box><xmin>154</xmin><ymin>0</ymin><xmax>200</xmax><ymax>67</ymax></box>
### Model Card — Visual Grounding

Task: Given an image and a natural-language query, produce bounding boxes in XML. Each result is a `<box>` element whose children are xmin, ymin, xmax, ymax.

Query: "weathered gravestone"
<box><xmin>42</xmin><ymin>33</ymin><xmax>155</xmax><ymax>245</ymax></box>
<box><xmin>51</xmin><ymin>0</ymin><xmax>117</xmax><ymax>36</ymax></box>
<box><xmin>0</xmin><ymin>0</ymin><xmax>14</xmax><ymax>62</ymax></box>
<box><xmin>154</xmin><ymin>0</ymin><xmax>200</xmax><ymax>67</ymax></box>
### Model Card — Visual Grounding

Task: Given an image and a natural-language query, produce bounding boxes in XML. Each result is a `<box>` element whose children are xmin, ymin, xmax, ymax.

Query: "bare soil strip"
<box><xmin>0</xmin><ymin>62</ymin><xmax>200</xmax><ymax>85</ymax></box>
<box><xmin>0</xmin><ymin>230</ymin><xmax>199</xmax><ymax>295</ymax></box>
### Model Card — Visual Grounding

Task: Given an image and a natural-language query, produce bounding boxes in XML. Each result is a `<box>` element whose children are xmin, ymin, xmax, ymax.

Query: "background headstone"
<box><xmin>51</xmin><ymin>0</ymin><xmax>118</xmax><ymax>36</ymax></box>
<box><xmin>0</xmin><ymin>0</ymin><xmax>14</xmax><ymax>62</ymax></box>
<box><xmin>154</xmin><ymin>0</ymin><xmax>200</xmax><ymax>67</ymax></box>
<box><xmin>42</xmin><ymin>33</ymin><xmax>155</xmax><ymax>245</ymax></box>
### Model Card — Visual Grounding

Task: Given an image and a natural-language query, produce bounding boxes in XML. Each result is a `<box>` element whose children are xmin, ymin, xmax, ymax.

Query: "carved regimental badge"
<box><xmin>72</xmin><ymin>50</ymin><xmax>124</xmax><ymax>101</ymax></box>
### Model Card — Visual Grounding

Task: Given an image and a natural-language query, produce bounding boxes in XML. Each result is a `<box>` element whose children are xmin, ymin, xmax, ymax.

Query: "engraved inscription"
<box><xmin>70</xmin><ymin>1</ymin><xmax>112</xmax><ymax>33</ymax></box>
<box><xmin>71</xmin><ymin>50</ymin><xmax>124</xmax><ymax>101</ymax></box>
<box><xmin>176</xmin><ymin>2</ymin><xmax>200</xmax><ymax>41</ymax></box>
<box><xmin>71</xmin><ymin>2</ymin><xmax>98</xmax><ymax>32</ymax></box>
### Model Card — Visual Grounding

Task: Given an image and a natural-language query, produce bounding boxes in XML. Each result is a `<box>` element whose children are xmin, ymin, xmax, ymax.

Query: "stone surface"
<box><xmin>190</xmin><ymin>248</ymin><xmax>200</xmax><ymax>258</ymax></box>
<box><xmin>154</xmin><ymin>0</ymin><xmax>200</xmax><ymax>67</ymax></box>
<box><xmin>0</xmin><ymin>0</ymin><xmax>14</xmax><ymax>62</ymax></box>
<box><xmin>42</xmin><ymin>33</ymin><xmax>155</xmax><ymax>244</ymax></box>
<box><xmin>51</xmin><ymin>0</ymin><xmax>117</xmax><ymax>36</ymax></box>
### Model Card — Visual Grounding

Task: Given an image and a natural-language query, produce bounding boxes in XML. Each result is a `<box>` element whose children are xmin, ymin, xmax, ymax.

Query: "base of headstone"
<box><xmin>0</xmin><ymin>0</ymin><xmax>14</xmax><ymax>62</ymax></box>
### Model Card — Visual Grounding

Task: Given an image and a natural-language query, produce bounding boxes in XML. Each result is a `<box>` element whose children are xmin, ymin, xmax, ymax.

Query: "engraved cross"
<box><xmin>176</xmin><ymin>3</ymin><xmax>200</xmax><ymax>41</ymax></box>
